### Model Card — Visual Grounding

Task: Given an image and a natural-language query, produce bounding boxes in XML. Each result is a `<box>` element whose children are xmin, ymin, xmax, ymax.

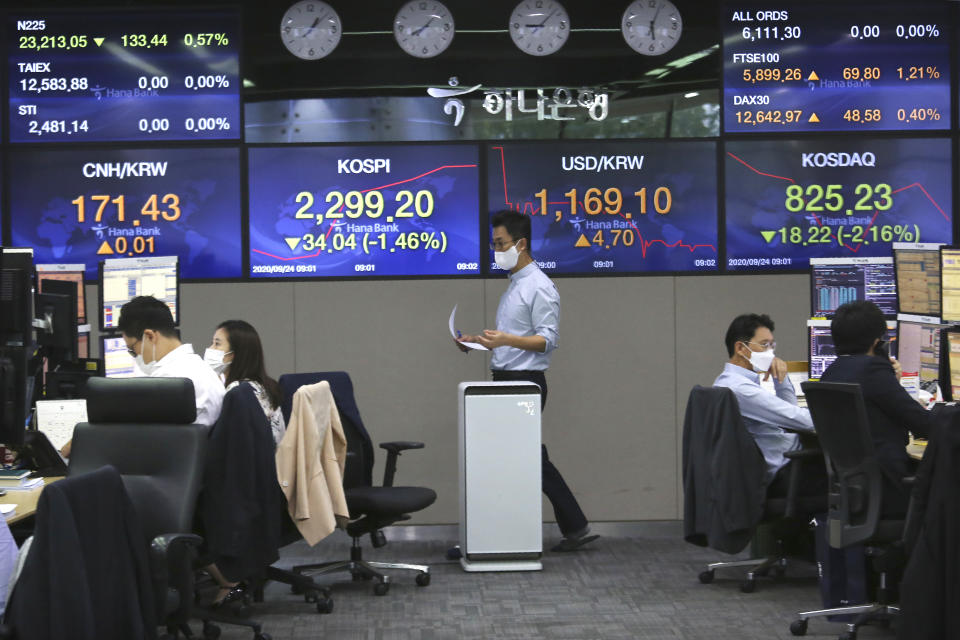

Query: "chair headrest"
<box><xmin>85</xmin><ymin>376</ymin><xmax>197</xmax><ymax>424</ymax></box>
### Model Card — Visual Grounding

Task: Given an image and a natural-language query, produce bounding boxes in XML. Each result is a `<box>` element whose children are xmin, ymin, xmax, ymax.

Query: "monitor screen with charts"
<box><xmin>939</xmin><ymin>247</ymin><xmax>960</xmax><ymax>323</ymax></box>
<box><xmin>894</xmin><ymin>243</ymin><xmax>943</xmax><ymax>318</ymax></box>
<box><xmin>810</xmin><ymin>257</ymin><xmax>897</xmax><ymax>318</ymax></box>
<box><xmin>99</xmin><ymin>256</ymin><xmax>178</xmax><ymax>331</ymax></box>
<box><xmin>101</xmin><ymin>336</ymin><xmax>141</xmax><ymax>378</ymax></box>
<box><xmin>808</xmin><ymin>319</ymin><xmax>898</xmax><ymax>380</ymax></box>
<box><xmin>942</xmin><ymin>329</ymin><xmax>960</xmax><ymax>401</ymax></box>
<box><xmin>897</xmin><ymin>320</ymin><xmax>943</xmax><ymax>394</ymax></box>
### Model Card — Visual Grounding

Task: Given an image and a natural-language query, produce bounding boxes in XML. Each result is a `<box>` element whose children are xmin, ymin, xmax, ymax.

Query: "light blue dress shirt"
<box><xmin>490</xmin><ymin>262</ymin><xmax>560</xmax><ymax>372</ymax></box>
<box><xmin>713</xmin><ymin>362</ymin><xmax>815</xmax><ymax>485</ymax></box>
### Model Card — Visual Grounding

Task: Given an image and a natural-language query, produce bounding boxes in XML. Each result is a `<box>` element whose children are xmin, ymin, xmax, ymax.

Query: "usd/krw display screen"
<box><xmin>486</xmin><ymin>141</ymin><xmax>718</xmax><ymax>274</ymax></box>
<box><xmin>725</xmin><ymin>138</ymin><xmax>952</xmax><ymax>271</ymax></box>
<box><xmin>248</xmin><ymin>145</ymin><xmax>481</xmax><ymax>278</ymax></box>
<box><xmin>8</xmin><ymin>147</ymin><xmax>242</xmax><ymax>279</ymax></box>
<box><xmin>8</xmin><ymin>9</ymin><xmax>240</xmax><ymax>142</ymax></box>
<box><xmin>723</xmin><ymin>4</ymin><xmax>950</xmax><ymax>132</ymax></box>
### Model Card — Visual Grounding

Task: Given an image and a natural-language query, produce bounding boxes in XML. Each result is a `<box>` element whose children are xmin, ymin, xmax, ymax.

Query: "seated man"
<box><xmin>820</xmin><ymin>300</ymin><xmax>930</xmax><ymax>517</ymax></box>
<box><xmin>714</xmin><ymin>313</ymin><xmax>817</xmax><ymax>496</ymax></box>
<box><xmin>119</xmin><ymin>295</ymin><xmax>225</xmax><ymax>426</ymax></box>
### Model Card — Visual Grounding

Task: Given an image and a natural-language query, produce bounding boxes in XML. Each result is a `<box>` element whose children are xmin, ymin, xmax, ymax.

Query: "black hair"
<box><xmin>490</xmin><ymin>209</ymin><xmax>532</xmax><ymax>252</ymax></box>
<box><xmin>218</xmin><ymin>319</ymin><xmax>282</xmax><ymax>410</ymax></box>
<box><xmin>724</xmin><ymin>314</ymin><xmax>775</xmax><ymax>357</ymax></box>
<box><xmin>117</xmin><ymin>296</ymin><xmax>177</xmax><ymax>339</ymax></box>
<box><xmin>831</xmin><ymin>301</ymin><xmax>887</xmax><ymax>355</ymax></box>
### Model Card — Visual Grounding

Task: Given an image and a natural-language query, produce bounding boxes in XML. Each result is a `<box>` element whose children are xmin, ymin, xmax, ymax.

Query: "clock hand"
<box><xmin>304</xmin><ymin>17</ymin><xmax>321</xmax><ymax>36</ymax></box>
<box><xmin>413</xmin><ymin>16</ymin><xmax>436</xmax><ymax>36</ymax></box>
<box><xmin>526</xmin><ymin>9</ymin><xmax>557</xmax><ymax>33</ymax></box>
<box><xmin>650</xmin><ymin>2</ymin><xmax>663</xmax><ymax>39</ymax></box>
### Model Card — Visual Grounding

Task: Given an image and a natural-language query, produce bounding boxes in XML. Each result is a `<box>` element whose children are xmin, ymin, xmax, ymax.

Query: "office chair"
<box><xmin>3</xmin><ymin>465</ymin><xmax>158</xmax><ymax>640</ymax></box>
<box><xmin>790</xmin><ymin>381</ymin><xmax>907</xmax><ymax>640</ymax></box>
<box><xmin>683</xmin><ymin>385</ymin><xmax>823</xmax><ymax>593</ymax></box>
<box><xmin>279</xmin><ymin>372</ymin><xmax>437</xmax><ymax>596</ymax></box>
<box><xmin>69</xmin><ymin>376</ymin><xmax>272</xmax><ymax>640</ymax></box>
<box><xmin>200</xmin><ymin>382</ymin><xmax>334</xmax><ymax>618</ymax></box>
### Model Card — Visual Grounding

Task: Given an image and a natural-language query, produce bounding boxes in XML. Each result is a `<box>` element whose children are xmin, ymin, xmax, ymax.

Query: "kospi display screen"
<box><xmin>8</xmin><ymin>9</ymin><xmax>240</xmax><ymax>142</ymax></box>
<box><xmin>248</xmin><ymin>145</ymin><xmax>481</xmax><ymax>278</ymax></box>
<box><xmin>723</xmin><ymin>4</ymin><xmax>950</xmax><ymax>132</ymax></box>
<box><xmin>8</xmin><ymin>147</ymin><xmax>242</xmax><ymax>279</ymax></box>
<box><xmin>725</xmin><ymin>137</ymin><xmax>952</xmax><ymax>271</ymax></box>
<box><xmin>486</xmin><ymin>141</ymin><xmax>719</xmax><ymax>274</ymax></box>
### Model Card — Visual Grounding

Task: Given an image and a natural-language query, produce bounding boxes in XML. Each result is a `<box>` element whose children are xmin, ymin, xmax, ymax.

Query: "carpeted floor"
<box><xmin>203</xmin><ymin>524</ymin><xmax>896</xmax><ymax>640</ymax></box>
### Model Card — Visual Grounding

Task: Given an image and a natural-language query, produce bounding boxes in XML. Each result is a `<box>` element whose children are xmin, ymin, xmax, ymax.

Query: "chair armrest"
<box><xmin>379</xmin><ymin>442</ymin><xmax>425</xmax><ymax>487</ymax></box>
<box><xmin>150</xmin><ymin>533</ymin><xmax>202</xmax><ymax>621</ymax></box>
<box><xmin>784</xmin><ymin>446</ymin><xmax>824</xmax><ymax>518</ymax></box>
<box><xmin>784</xmin><ymin>447</ymin><xmax>822</xmax><ymax>460</ymax></box>
<box><xmin>379</xmin><ymin>441</ymin><xmax>425</xmax><ymax>453</ymax></box>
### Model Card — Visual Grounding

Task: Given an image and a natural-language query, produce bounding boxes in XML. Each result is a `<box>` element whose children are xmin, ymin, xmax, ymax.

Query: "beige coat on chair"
<box><xmin>276</xmin><ymin>381</ymin><xmax>350</xmax><ymax>545</ymax></box>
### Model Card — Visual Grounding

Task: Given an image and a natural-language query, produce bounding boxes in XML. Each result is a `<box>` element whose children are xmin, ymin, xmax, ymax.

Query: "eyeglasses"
<box><xmin>126</xmin><ymin>340</ymin><xmax>139</xmax><ymax>358</ymax></box>
<box><xmin>490</xmin><ymin>240</ymin><xmax>516</xmax><ymax>251</ymax></box>
<box><xmin>745</xmin><ymin>340</ymin><xmax>776</xmax><ymax>350</ymax></box>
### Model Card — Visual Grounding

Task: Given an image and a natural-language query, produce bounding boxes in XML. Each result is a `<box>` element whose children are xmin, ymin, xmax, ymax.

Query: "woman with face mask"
<box><xmin>206</xmin><ymin>320</ymin><xmax>286</xmax><ymax>445</ymax></box>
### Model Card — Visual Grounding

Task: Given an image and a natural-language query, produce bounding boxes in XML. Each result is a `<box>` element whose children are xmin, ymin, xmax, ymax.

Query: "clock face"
<box><xmin>509</xmin><ymin>0</ymin><xmax>570</xmax><ymax>57</ymax></box>
<box><xmin>622</xmin><ymin>0</ymin><xmax>683</xmax><ymax>56</ymax></box>
<box><xmin>394</xmin><ymin>1</ymin><xmax>455</xmax><ymax>58</ymax></box>
<box><xmin>280</xmin><ymin>1</ymin><xmax>342</xmax><ymax>60</ymax></box>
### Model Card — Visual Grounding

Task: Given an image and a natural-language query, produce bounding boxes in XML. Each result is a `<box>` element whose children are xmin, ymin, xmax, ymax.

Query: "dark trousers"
<box><xmin>491</xmin><ymin>369</ymin><xmax>588</xmax><ymax>537</ymax></box>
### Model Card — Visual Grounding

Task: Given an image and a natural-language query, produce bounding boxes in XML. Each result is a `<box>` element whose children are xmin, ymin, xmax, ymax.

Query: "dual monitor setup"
<box><xmin>806</xmin><ymin>243</ymin><xmax>960</xmax><ymax>402</ymax></box>
<box><xmin>0</xmin><ymin>247</ymin><xmax>180</xmax><ymax>444</ymax></box>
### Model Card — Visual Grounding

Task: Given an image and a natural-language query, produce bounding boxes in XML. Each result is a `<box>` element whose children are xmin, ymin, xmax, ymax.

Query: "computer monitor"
<box><xmin>101</xmin><ymin>335</ymin><xmax>141</xmax><ymax>378</ymax></box>
<box><xmin>938</xmin><ymin>247</ymin><xmax>960</xmax><ymax>324</ymax></box>
<box><xmin>810</xmin><ymin>257</ymin><xmax>897</xmax><ymax>318</ymax></box>
<box><xmin>35</xmin><ymin>288</ymin><xmax>78</xmax><ymax>364</ymax></box>
<box><xmin>897</xmin><ymin>320</ymin><xmax>943</xmax><ymax>395</ymax></box>
<box><xmin>808</xmin><ymin>319</ymin><xmax>898</xmax><ymax>380</ymax></box>
<box><xmin>893</xmin><ymin>243</ymin><xmax>943</xmax><ymax>319</ymax></box>
<box><xmin>0</xmin><ymin>248</ymin><xmax>36</xmax><ymax>446</ymax></box>
<box><xmin>938</xmin><ymin>327</ymin><xmax>960</xmax><ymax>401</ymax></box>
<box><xmin>99</xmin><ymin>256</ymin><xmax>179</xmax><ymax>331</ymax></box>
<box><xmin>35</xmin><ymin>264</ymin><xmax>86</xmax><ymax>323</ymax></box>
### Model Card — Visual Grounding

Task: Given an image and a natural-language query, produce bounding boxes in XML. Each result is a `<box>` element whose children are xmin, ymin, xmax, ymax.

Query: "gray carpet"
<box><xmin>206</xmin><ymin>525</ymin><xmax>896</xmax><ymax>640</ymax></box>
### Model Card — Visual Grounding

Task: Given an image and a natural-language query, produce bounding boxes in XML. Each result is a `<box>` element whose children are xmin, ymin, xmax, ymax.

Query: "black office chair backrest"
<box><xmin>801</xmin><ymin>380</ymin><xmax>882</xmax><ymax>548</ymax></box>
<box><xmin>279</xmin><ymin>371</ymin><xmax>374</xmax><ymax>488</ymax></box>
<box><xmin>85</xmin><ymin>376</ymin><xmax>197</xmax><ymax>425</ymax></box>
<box><xmin>68</xmin><ymin>376</ymin><xmax>206</xmax><ymax>542</ymax></box>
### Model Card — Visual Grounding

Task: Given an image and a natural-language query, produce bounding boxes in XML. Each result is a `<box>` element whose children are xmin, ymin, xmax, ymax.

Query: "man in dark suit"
<box><xmin>820</xmin><ymin>300</ymin><xmax>931</xmax><ymax>517</ymax></box>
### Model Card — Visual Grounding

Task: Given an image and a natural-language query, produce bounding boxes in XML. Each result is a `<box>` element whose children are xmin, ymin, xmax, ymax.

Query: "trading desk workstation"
<box><xmin>3</xmin><ymin>0</ymin><xmax>960</xmax><ymax>638</ymax></box>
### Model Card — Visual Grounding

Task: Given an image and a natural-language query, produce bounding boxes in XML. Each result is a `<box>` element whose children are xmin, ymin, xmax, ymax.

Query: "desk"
<box><xmin>2</xmin><ymin>476</ymin><xmax>63</xmax><ymax>525</ymax></box>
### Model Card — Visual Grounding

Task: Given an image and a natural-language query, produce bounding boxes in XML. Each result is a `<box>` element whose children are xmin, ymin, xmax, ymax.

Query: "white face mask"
<box><xmin>204</xmin><ymin>348</ymin><xmax>232</xmax><ymax>374</ymax></box>
<box><xmin>494</xmin><ymin>245</ymin><xmax>520</xmax><ymax>271</ymax></box>
<box><xmin>743</xmin><ymin>344</ymin><xmax>776</xmax><ymax>373</ymax></box>
<box><xmin>136</xmin><ymin>338</ymin><xmax>159</xmax><ymax>376</ymax></box>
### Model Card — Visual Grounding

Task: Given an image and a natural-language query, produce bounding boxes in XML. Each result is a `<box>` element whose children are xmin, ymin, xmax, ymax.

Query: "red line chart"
<box><xmin>727</xmin><ymin>152</ymin><xmax>949</xmax><ymax>253</ymax></box>
<box><xmin>492</xmin><ymin>146</ymin><xmax>716</xmax><ymax>258</ymax></box>
<box><xmin>252</xmin><ymin>163</ymin><xmax>477</xmax><ymax>262</ymax></box>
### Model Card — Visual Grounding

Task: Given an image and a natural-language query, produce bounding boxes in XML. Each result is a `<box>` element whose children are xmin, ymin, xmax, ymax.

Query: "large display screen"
<box><xmin>248</xmin><ymin>145</ymin><xmax>481</xmax><ymax>278</ymax></box>
<box><xmin>8</xmin><ymin>9</ymin><xmax>240</xmax><ymax>142</ymax></box>
<box><xmin>8</xmin><ymin>147</ymin><xmax>242</xmax><ymax>280</ymax></box>
<box><xmin>723</xmin><ymin>4</ymin><xmax>950</xmax><ymax>132</ymax></box>
<box><xmin>486</xmin><ymin>141</ymin><xmax>718</xmax><ymax>274</ymax></box>
<box><xmin>725</xmin><ymin>138</ymin><xmax>952</xmax><ymax>271</ymax></box>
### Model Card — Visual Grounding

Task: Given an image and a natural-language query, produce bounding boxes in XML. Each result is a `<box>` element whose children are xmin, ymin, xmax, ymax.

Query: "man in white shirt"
<box><xmin>118</xmin><ymin>296</ymin><xmax>225</xmax><ymax>426</ymax></box>
<box><xmin>713</xmin><ymin>313</ymin><xmax>818</xmax><ymax>496</ymax></box>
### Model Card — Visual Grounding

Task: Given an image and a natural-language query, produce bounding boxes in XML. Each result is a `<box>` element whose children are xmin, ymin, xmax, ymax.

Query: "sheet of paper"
<box><xmin>35</xmin><ymin>399</ymin><xmax>87</xmax><ymax>451</ymax></box>
<box><xmin>448</xmin><ymin>305</ymin><xmax>488</xmax><ymax>351</ymax></box>
<box><xmin>787</xmin><ymin>371</ymin><xmax>809</xmax><ymax>396</ymax></box>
